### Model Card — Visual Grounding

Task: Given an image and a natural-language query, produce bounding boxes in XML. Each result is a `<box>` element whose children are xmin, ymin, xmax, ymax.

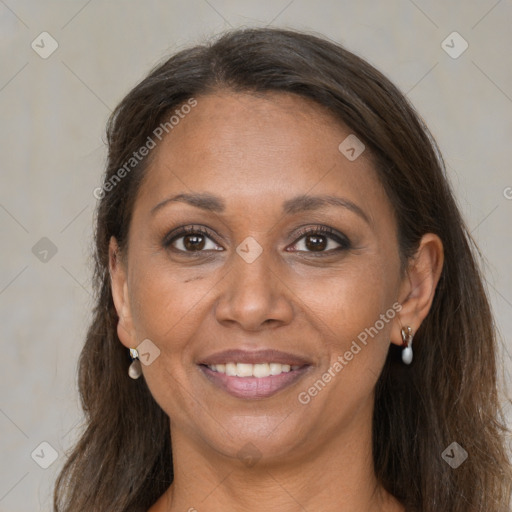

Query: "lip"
<box><xmin>198</xmin><ymin>364</ymin><xmax>311</xmax><ymax>399</ymax></box>
<box><xmin>198</xmin><ymin>348</ymin><xmax>312</xmax><ymax>366</ymax></box>
<box><xmin>197</xmin><ymin>349</ymin><xmax>313</xmax><ymax>399</ymax></box>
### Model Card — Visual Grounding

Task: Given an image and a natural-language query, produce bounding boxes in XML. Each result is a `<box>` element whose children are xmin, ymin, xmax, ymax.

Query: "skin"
<box><xmin>109</xmin><ymin>91</ymin><xmax>444</xmax><ymax>512</ymax></box>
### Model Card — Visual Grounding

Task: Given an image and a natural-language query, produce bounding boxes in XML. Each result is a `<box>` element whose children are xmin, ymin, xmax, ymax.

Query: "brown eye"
<box><xmin>182</xmin><ymin>233</ymin><xmax>207</xmax><ymax>251</ymax></box>
<box><xmin>304</xmin><ymin>234</ymin><xmax>328</xmax><ymax>251</ymax></box>
<box><xmin>164</xmin><ymin>226</ymin><xmax>223</xmax><ymax>253</ymax></box>
<box><xmin>290</xmin><ymin>226</ymin><xmax>350</xmax><ymax>254</ymax></box>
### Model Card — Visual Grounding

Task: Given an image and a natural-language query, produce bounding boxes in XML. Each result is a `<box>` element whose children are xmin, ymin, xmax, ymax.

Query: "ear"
<box><xmin>390</xmin><ymin>233</ymin><xmax>444</xmax><ymax>346</ymax></box>
<box><xmin>109</xmin><ymin>236</ymin><xmax>137</xmax><ymax>349</ymax></box>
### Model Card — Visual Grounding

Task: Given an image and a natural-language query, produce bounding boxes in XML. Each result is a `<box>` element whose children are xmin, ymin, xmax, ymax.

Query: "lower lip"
<box><xmin>198</xmin><ymin>365</ymin><xmax>310</xmax><ymax>399</ymax></box>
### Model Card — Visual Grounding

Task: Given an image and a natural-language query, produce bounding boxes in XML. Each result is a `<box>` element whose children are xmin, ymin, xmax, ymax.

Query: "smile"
<box><xmin>199</xmin><ymin>363</ymin><xmax>311</xmax><ymax>399</ymax></box>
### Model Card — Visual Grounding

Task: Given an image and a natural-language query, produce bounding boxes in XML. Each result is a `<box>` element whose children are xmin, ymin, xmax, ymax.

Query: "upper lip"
<box><xmin>198</xmin><ymin>349</ymin><xmax>312</xmax><ymax>366</ymax></box>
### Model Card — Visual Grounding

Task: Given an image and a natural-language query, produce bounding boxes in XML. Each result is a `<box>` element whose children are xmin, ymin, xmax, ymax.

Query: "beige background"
<box><xmin>1</xmin><ymin>1</ymin><xmax>511</xmax><ymax>510</ymax></box>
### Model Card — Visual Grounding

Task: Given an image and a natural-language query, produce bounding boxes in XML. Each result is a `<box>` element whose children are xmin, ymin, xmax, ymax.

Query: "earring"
<box><xmin>401</xmin><ymin>326</ymin><xmax>414</xmax><ymax>365</ymax></box>
<box><xmin>128</xmin><ymin>348</ymin><xmax>142</xmax><ymax>379</ymax></box>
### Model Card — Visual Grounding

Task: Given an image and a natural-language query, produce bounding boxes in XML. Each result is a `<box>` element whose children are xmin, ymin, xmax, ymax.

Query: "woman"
<box><xmin>53</xmin><ymin>27</ymin><xmax>511</xmax><ymax>511</ymax></box>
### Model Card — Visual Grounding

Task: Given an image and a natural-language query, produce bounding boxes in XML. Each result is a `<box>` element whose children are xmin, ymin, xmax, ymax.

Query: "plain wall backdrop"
<box><xmin>1</xmin><ymin>1</ymin><xmax>511</xmax><ymax>510</ymax></box>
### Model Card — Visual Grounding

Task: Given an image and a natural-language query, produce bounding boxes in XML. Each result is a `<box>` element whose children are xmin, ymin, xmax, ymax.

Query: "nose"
<box><xmin>214</xmin><ymin>246</ymin><xmax>294</xmax><ymax>332</ymax></box>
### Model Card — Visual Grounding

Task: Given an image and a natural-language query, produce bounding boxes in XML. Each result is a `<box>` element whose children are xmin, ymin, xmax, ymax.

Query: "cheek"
<box><xmin>292</xmin><ymin>266</ymin><xmax>397</xmax><ymax>431</ymax></box>
<box><xmin>302</xmin><ymin>260</ymin><xmax>398</xmax><ymax>387</ymax></box>
<box><xmin>126</xmin><ymin>261</ymin><xmax>213</xmax><ymax>421</ymax></box>
<box><xmin>304</xmin><ymin>261</ymin><xmax>395</xmax><ymax>337</ymax></box>
<box><xmin>128</xmin><ymin>258</ymin><xmax>211</xmax><ymax>344</ymax></box>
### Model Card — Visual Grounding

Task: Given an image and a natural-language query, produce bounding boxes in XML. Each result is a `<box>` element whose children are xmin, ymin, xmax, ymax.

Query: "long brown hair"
<box><xmin>54</xmin><ymin>27</ymin><xmax>511</xmax><ymax>511</ymax></box>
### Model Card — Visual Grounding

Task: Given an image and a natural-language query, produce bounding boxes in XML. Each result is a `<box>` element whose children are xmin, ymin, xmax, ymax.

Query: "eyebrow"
<box><xmin>151</xmin><ymin>192</ymin><xmax>370</xmax><ymax>224</ymax></box>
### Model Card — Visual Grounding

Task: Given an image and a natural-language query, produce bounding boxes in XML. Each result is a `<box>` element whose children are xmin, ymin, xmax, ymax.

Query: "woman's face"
<box><xmin>112</xmin><ymin>91</ymin><xmax>409</xmax><ymax>465</ymax></box>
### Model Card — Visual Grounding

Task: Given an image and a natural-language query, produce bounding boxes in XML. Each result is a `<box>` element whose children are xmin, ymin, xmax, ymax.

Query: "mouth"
<box><xmin>197</xmin><ymin>349</ymin><xmax>312</xmax><ymax>399</ymax></box>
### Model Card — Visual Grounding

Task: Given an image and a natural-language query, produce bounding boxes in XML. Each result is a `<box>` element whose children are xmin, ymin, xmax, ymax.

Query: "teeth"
<box><xmin>225</xmin><ymin>362</ymin><xmax>237</xmax><ymax>376</ymax></box>
<box><xmin>270</xmin><ymin>363</ymin><xmax>285</xmax><ymax>375</ymax></box>
<box><xmin>236</xmin><ymin>363</ymin><xmax>253</xmax><ymax>377</ymax></box>
<box><xmin>207</xmin><ymin>362</ymin><xmax>301</xmax><ymax>377</ymax></box>
<box><xmin>253</xmin><ymin>363</ymin><xmax>270</xmax><ymax>378</ymax></box>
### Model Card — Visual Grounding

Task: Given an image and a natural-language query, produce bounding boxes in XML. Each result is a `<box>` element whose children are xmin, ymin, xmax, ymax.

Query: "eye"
<box><xmin>164</xmin><ymin>225</ymin><xmax>223</xmax><ymax>253</ymax></box>
<box><xmin>163</xmin><ymin>224</ymin><xmax>351</xmax><ymax>255</ymax></box>
<box><xmin>288</xmin><ymin>225</ymin><xmax>351</xmax><ymax>254</ymax></box>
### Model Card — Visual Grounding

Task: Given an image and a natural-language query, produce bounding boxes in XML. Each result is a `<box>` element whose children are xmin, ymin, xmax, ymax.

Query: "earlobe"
<box><xmin>108</xmin><ymin>236</ymin><xmax>136</xmax><ymax>349</ymax></box>
<box><xmin>390</xmin><ymin>233</ymin><xmax>444</xmax><ymax>347</ymax></box>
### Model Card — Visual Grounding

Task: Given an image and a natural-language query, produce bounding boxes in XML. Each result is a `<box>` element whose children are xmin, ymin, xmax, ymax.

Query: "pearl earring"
<box><xmin>128</xmin><ymin>348</ymin><xmax>142</xmax><ymax>379</ymax></box>
<box><xmin>401</xmin><ymin>326</ymin><xmax>414</xmax><ymax>365</ymax></box>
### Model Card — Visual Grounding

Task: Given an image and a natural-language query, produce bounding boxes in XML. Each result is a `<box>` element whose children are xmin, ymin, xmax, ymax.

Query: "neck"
<box><xmin>150</xmin><ymin>398</ymin><xmax>403</xmax><ymax>512</ymax></box>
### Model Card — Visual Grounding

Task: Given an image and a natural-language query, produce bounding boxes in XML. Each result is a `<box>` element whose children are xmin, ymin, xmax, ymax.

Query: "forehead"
<box><xmin>134</xmin><ymin>91</ymin><xmax>391</xmax><ymax>222</ymax></box>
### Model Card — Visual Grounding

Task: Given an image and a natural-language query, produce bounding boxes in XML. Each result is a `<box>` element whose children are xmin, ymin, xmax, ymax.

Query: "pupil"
<box><xmin>305</xmin><ymin>235</ymin><xmax>326</xmax><ymax>251</ymax></box>
<box><xmin>184</xmin><ymin>234</ymin><xmax>205</xmax><ymax>251</ymax></box>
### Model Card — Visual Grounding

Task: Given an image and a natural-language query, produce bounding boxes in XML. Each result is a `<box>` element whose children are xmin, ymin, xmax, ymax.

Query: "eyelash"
<box><xmin>163</xmin><ymin>224</ymin><xmax>351</xmax><ymax>256</ymax></box>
